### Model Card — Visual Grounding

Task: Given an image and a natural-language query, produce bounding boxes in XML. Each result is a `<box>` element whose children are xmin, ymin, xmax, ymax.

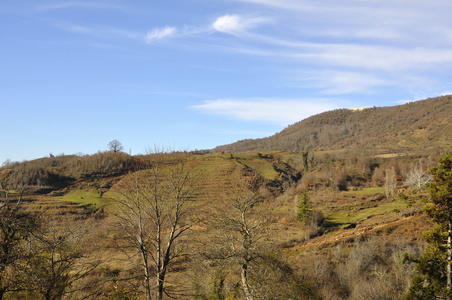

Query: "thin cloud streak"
<box><xmin>290</xmin><ymin>44</ymin><xmax>452</xmax><ymax>71</ymax></box>
<box><xmin>208</xmin><ymin>30</ymin><xmax>452</xmax><ymax>72</ymax></box>
<box><xmin>191</xmin><ymin>99</ymin><xmax>340</xmax><ymax>125</ymax></box>
<box><xmin>155</xmin><ymin>12</ymin><xmax>452</xmax><ymax>75</ymax></box>
<box><xmin>55</xmin><ymin>23</ymin><xmax>141</xmax><ymax>40</ymax></box>
<box><xmin>134</xmin><ymin>8</ymin><xmax>452</xmax><ymax>80</ymax></box>
<box><xmin>296</xmin><ymin>71</ymin><xmax>392</xmax><ymax>95</ymax></box>
<box><xmin>234</xmin><ymin>0</ymin><xmax>452</xmax><ymax>47</ymax></box>
<box><xmin>47</xmin><ymin>2</ymin><xmax>452</xmax><ymax>99</ymax></box>
<box><xmin>142</xmin><ymin>14</ymin><xmax>270</xmax><ymax>42</ymax></box>
<box><xmin>232</xmin><ymin>0</ymin><xmax>446</xmax><ymax>21</ymax></box>
<box><xmin>36</xmin><ymin>1</ymin><xmax>126</xmax><ymax>12</ymax></box>
<box><xmin>145</xmin><ymin>26</ymin><xmax>177</xmax><ymax>42</ymax></box>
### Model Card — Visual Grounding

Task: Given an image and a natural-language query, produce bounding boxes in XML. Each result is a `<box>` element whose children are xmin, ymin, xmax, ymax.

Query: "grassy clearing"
<box><xmin>246</xmin><ymin>160</ymin><xmax>279</xmax><ymax>179</ymax></box>
<box><xmin>326</xmin><ymin>200</ymin><xmax>405</xmax><ymax>226</ymax></box>
<box><xmin>346</xmin><ymin>187</ymin><xmax>385</xmax><ymax>194</ymax></box>
<box><xmin>55</xmin><ymin>189</ymin><xmax>105</xmax><ymax>211</ymax></box>
<box><xmin>198</xmin><ymin>152</ymin><xmax>281</xmax><ymax>180</ymax></box>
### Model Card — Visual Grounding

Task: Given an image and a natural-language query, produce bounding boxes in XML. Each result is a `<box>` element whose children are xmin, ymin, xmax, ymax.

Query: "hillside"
<box><xmin>213</xmin><ymin>95</ymin><xmax>452</xmax><ymax>153</ymax></box>
<box><xmin>1</xmin><ymin>95</ymin><xmax>452</xmax><ymax>298</ymax></box>
<box><xmin>1</xmin><ymin>149</ymin><xmax>444</xmax><ymax>299</ymax></box>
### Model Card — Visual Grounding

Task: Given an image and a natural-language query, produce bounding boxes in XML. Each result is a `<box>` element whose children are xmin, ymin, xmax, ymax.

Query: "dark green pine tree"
<box><xmin>302</xmin><ymin>151</ymin><xmax>309</xmax><ymax>172</ymax></box>
<box><xmin>406</xmin><ymin>152</ymin><xmax>452</xmax><ymax>300</ymax></box>
<box><xmin>296</xmin><ymin>189</ymin><xmax>311</xmax><ymax>223</ymax></box>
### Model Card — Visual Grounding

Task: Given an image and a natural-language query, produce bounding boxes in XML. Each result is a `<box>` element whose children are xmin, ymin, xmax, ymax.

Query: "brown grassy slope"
<box><xmin>213</xmin><ymin>95</ymin><xmax>452</xmax><ymax>153</ymax></box>
<box><xmin>0</xmin><ymin>151</ymin><xmax>438</xmax><ymax>298</ymax></box>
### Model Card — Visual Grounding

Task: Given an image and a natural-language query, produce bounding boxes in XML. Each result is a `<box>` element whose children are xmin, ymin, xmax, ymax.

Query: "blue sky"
<box><xmin>2</xmin><ymin>0</ymin><xmax>452</xmax><ymax>163</ymax></box>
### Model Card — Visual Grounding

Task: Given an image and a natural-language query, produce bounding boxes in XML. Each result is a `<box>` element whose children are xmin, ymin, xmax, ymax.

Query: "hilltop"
<box><xmin>0</xmin><ymin>95</ymin><xmax>451</xmax><ymax>299</ymax></box>
<box><xmin>213</xmin><ymin>95</ymin><xmax>452</xmax><ymax>153</ymax></box>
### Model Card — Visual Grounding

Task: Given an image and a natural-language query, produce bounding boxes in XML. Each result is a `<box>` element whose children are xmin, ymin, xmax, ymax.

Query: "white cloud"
<box><xmin>232</xmin><ymin>0</ymin><xmax>309</xmax><ymax>11</ymax></box>
<box><xmin>213</xmin><ymin>15</ymin><xmax>241</xmax><ymax>33</ymax></box>
<box><xmin>232</xmin><ymin>0</ymin><xmax>452</xmax><ymax>46</ymax></box>
<box><xmin>233</xmin><ymin>0</ymin><xmax>440</xmax><ymax>22</ymax></box>
<box><xmin>297</xmin><ymin>71</ymin><xmax>391</xmax><ymax>94</ymax></box>
<box><xmin>145</xmin><ymin>26</ymin><xmax>176</xmax><ymax>42</ymax></box>
<box><xmin>212</xmin><ymin>14</ymin><xmax>267</xmax><ymax>35</ymax></box>
<box><xmin>225</xmin><ymin>37</ymin><xmax>452</xmax><ymax>71</ymax></box>
<box><xmin>191</xmin><ymin>99</ymin><xmax>340</xmax><ymax>125</ymax></box>
<box><xmin>54</xmin><ymin>23</ymin><xmax>141</xmax><ymax>40</ymax></box>
<box><xmin>305</xmin><ymin>44</ymin><xmax>452</xmax><ymax>71</ymax></box>
<box><xmin>310</xmin><ymin>26</ymin><xmax>402</xmax><ymax>41</ymax></box>
<box><xmin>37</xmin><ymin>2</ymin><xmax>126</xmax><ymax>12</ymax></box>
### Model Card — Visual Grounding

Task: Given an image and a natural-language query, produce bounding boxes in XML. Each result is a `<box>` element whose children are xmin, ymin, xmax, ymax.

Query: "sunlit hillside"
<box><xmin>214</xmin><ymin>95</ymin><xmax>452</xmax><ymax>153</ymax></box>
<box><xmin>0</xmin><ymin>96</ymin><xmax>451</xmax><ymax>299</ymax></box>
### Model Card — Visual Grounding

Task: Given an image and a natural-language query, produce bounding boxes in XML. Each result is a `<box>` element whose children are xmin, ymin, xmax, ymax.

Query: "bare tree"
<box><xmin>108</xmin><ymin>139</ymin><xmax>124</xmax><ymax>153</ymax></box>
<box><xmin>0</xmin><ymin>190</ymin><xmax>36</xmax><ymax>299</ymax></box>
<box><xmin>206</xmin><ymin>172</ymin><xmax>267</xmax><ymax>300</ymax></box>
<box><xmin>384</xmin><ymin>167</ymin><xmax>397</xmax><ymax>200</ymax></box>
<box><xmin>405</xmin><ymin>161</ymin><xmax>432</xmax><ymax>191</ymax></box>
<box><xmin>26</xmin><ymin>219</ymin><xmax>100</xmax><ymax>300</ymax></box>
<box><xmin>1</xmin><ymin>159</ymin><xmax>14</xmax><ymax>169</ymax></box>
<box><xmin>112</xmin><ymin>154</ymin><xmax>198</xmax><ymax>300</ymax></box>
<box><xmin>0</xmin><ymin>172</ymin><xmax>100</xmax><ymax>299</ymax></box>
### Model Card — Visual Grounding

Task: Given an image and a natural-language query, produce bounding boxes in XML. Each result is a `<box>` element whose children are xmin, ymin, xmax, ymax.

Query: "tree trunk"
<box><xmin>156</xmin><ymin>273</ymin><xmax>165</xmax><ymax>300</ymax></box>
<box><xmin>448</xmin><ymin>221</ymin><xmax>451</xmax><ymax>299</ymax></box>
<box><xmin>141</xmin><ymin>250</ymin><xmax>152</xmax><ymax>300</ymax></box>
<box><xmin>241</xmin><ymin>263</ymin><xmax>253</xmax><ymax>300</ymax></box>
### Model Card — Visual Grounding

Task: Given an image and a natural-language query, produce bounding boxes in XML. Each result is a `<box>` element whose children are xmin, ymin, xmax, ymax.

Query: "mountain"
<box><xmin>213</xmin><ymin>95</ymin><xmax>452</xmax><ymax>153</ymax></box>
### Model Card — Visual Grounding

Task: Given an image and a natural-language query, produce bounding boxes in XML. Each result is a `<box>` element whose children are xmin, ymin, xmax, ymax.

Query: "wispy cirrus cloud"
<box><xmin>145</xmin><ymin>26</ymin><xmax>177</xmax><ymax>42</ymax></box>
<box><xmin>49</xmin><ymin>0</ymin><xmax>452</xmax><ymax>100</ymax></box>
<box><xmin>212</xmin><ymin>14</ymin><xmax>268</xmax><ymax>35</ymax></box>
<box><xmin>56</xmin><ymin>22</ymin><xmax>178</xmax><ymax>43</ymax></box>
<box><xmin>36</xmin><ymin>1</ymin><xmax>126</xmax><ymax>12</ymax></box>
<box><xmin>55</xmin><ymin>23</ymin><xmax>140</xmax><ymax>40</ymax></box>
<box><xmin>234</xmin><ymin>0</ymin><xmax>452</xmax><ymax>45</ymax></box>
<box><xmin>296</xmin><ymin>71</ymin><xmax>392</xmax><ymax>95</ymax></box>
<box><xmin>142</xmin><ymin>14</ymin><xmax>267</xmax><ymax>43</ymax></box>
<box><xmin>231</xmin><ymin>0</ymin><xmax>311</xmax><ymax>12</ymax></box>
<box><xmin>242</xmin><ymin>40</ymin><xmax>450</xmax><ymax>74</ymax></box>
<box><xmin>232</xmin><ymin>0</ymin><xmax>435</xmax><ymax>23</ymax></box>
<box><xmin>289</xmin><ymin>44</ymin><xmax>452</xmax><ymax>71</ymax></box>
<box><xmin>191</xmin><ymin>98</ymin><xmax>341</xmax><ymax>125</ymax></box>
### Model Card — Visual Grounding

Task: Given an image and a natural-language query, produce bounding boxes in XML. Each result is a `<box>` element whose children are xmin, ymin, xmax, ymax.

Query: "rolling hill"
<box><xmin>213</xmin><ymin>95</ymin><xmax>452</xmax><ymax>153</ymax></box>
<box><xmin>1</xmin><ymin>95</ymin><xmax>452</xmax><ymax>299</ymax></box>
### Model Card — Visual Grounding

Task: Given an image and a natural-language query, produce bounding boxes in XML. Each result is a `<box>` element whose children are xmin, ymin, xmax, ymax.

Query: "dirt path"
<box><xmin>292</xmin><ymin>214</ymin><xmax>421</xmax><ymax>251</ymax></box>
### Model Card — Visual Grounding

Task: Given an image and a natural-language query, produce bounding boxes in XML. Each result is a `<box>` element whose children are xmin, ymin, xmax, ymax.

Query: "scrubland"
<box><xmin>0</xmin><ymin>146</ymin><xmax>446</xmax><ymax>299</ymax></box>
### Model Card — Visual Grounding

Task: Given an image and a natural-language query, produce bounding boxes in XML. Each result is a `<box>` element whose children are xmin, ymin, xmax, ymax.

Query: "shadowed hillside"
<box><xmin>213</xmin><ymin>95</ymin><xmax>452</xmax><ymax>153</ymax></box>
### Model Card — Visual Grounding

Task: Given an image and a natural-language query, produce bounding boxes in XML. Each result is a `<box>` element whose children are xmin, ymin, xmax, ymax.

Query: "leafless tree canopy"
<box><xmin>405</xmin><ymin>161</ymin><xmax>432</xmax><ymax>191</ymax></box>
<box><xmin>108</xmin><ymin>139</ymin><xmax>124</xmax><ymax>153</ymax></box>
<box><xmin>112</xmin><ymin>155</ymin><xmax>198</xmax><ymax>300</ymax></box>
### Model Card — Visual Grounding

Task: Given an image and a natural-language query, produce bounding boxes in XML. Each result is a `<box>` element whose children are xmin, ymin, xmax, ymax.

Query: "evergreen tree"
<box><xmin>297</xmin><ymin>189</ymin><xmax>311</xmax><ymax>223</ymax></box>
<box><xmin>406</xmin><ymin>153</ymin><xmax>452</xmax><ymax>299</ymax></box>
<box><xmin>302</xmin><ymin>151</ymin><xmax>309</xmax><ymax>171</ymax></box>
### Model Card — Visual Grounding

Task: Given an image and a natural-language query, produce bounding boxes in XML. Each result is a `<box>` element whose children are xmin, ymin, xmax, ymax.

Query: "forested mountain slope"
<box><xmin>213</xmin><ymin>95</ymin><xmax>452</xmax><ymax>153</ymax></box>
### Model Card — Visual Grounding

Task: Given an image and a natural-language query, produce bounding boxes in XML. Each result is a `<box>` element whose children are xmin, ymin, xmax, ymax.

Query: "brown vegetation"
<box><xmin>0</xmin><ymin>147</ymin><xmax>448</xmax><ymax>299</ymax></box>
<box><xmin>214</xmin><ymin>95</ymin><xmax>452</xmax><ymax>153</ymax></box>
<box><xmin>0</xmin><ymin>95</ymin><xmax>451</xmax><ymax>299</ymax></box>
